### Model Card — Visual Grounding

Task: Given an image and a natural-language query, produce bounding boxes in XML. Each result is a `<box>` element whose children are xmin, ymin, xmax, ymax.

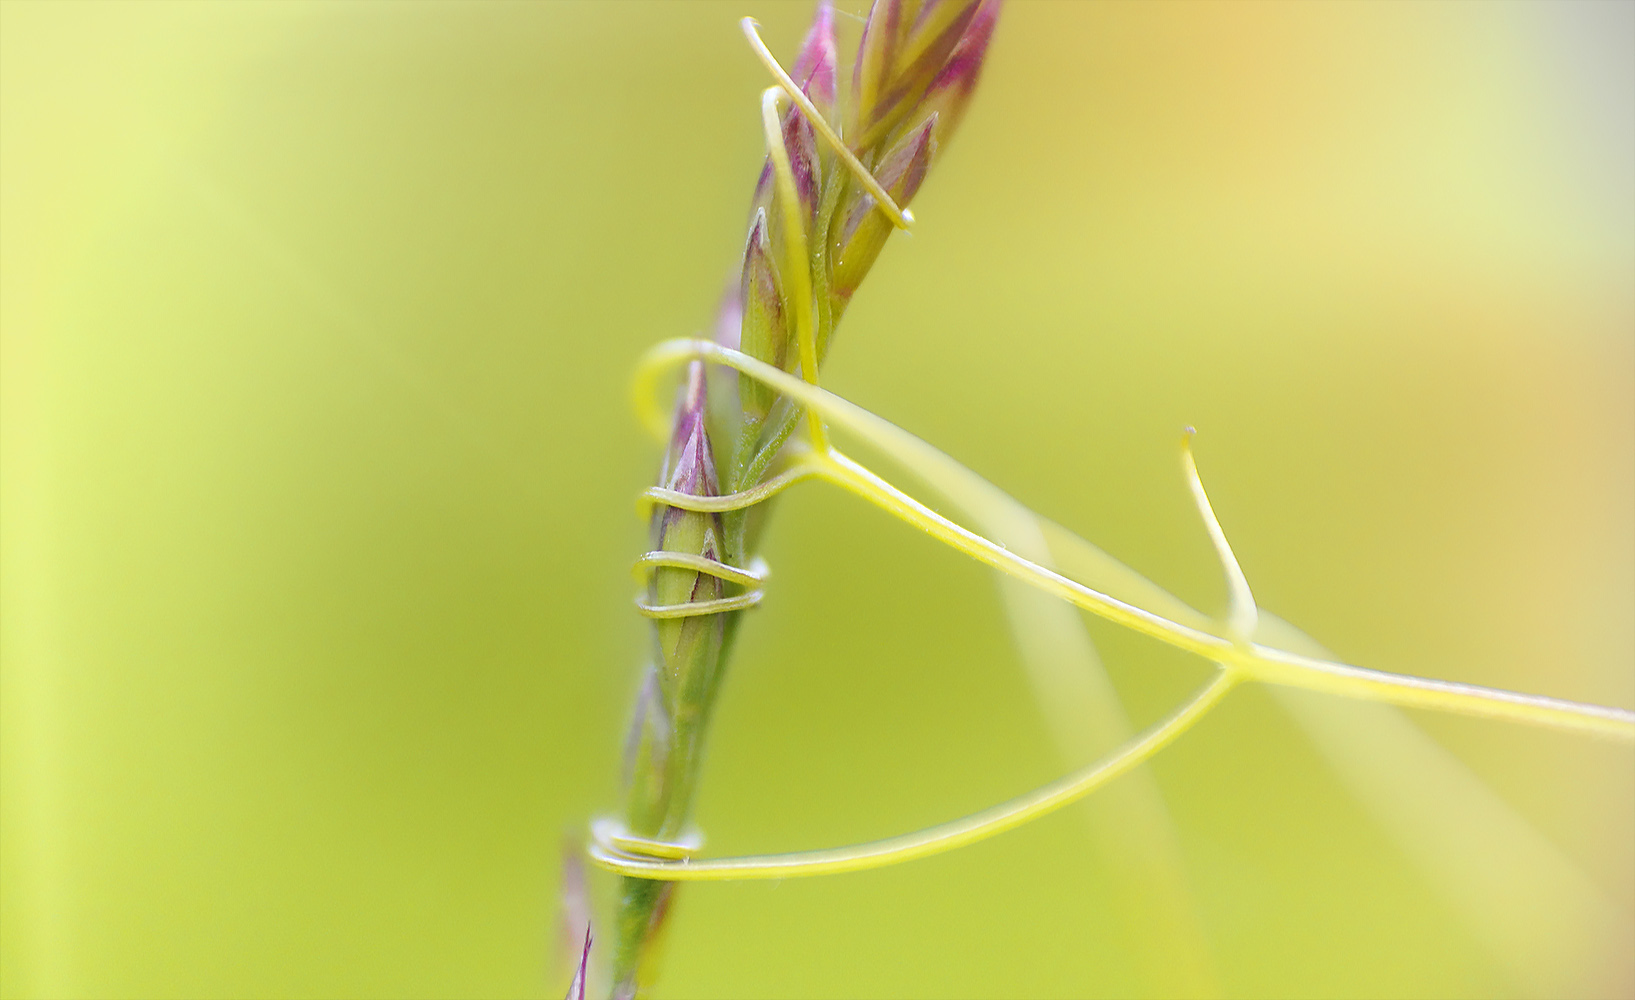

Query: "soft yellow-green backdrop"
<box><xmin>3</xmin><ymin>2</ymin><xmax>1631</xmax><ymax>998</ymax></box>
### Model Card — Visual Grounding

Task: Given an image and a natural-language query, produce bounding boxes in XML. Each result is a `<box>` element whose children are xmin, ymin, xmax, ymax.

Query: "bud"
<box><xmin>614</xmin><ymin>4</ymin><xmax>1005</xmax><ymax>992</ymax></box>
<box><xmin>565</xmin><ymin>926</ymin><xmax>591</xmax><ymax>1000</ymax></box>
<box><xmin>910</xmin><ymin>0</ymin><xmax>1000</xmax><ymax>150</ymax></box>
<box><xmin>853</xmin><ymin>0</ymin><xmax>981</xmax><ymax>152</ymax></box>
<box><xmin>791</xmin><ymin>2</ymin><xmax>838</xmax><ymax>118</ymax></box>
<box><xmin>737</xmin><ymin>210</ymin><xmax>787</xmax><ymax>424</ymax></box>
<box><xmin>616</xmin><ymin>361</ymin><xmax>729</xmax><ymax>1000</ymax></box>
<box><xmin>852</xmin><ymin>0</ymin><xmax>907</xmax><ymax>137</ymax></box>
<box><xmin>650</xmin><ymin>362</ymin><xmax>726</xmax><ymax>695</ymax></box>
<box><xmin>556</xmin><ymin>845</ymin><xmax>594</xmax><ymax>1000</ymax></box>
<box><xmin>747</xmin><ymin>45</ymin><xmax>823</xmax><ymax>235</ymax></box>
<box><xmin>749</xmin><ymin>160</ymin><xmax>774</xmax><ymax>220</ymax></box>
<box><xmin>831</xmin><ymin>116</ymin><xmax>937</xmax><ymax>300</ymax></box>
<box><xmin>783</xmin><ymin>107</ymin><xmax>821</xmax><ymax>223</ymax></box>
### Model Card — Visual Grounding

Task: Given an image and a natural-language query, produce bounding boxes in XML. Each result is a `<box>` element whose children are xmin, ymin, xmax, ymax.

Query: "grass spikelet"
<box><xmin>602</xmin><ymin>4</ymin><xmax>1005</xmax><ymax>994</ymax></box>
<box><xmin>584</xmin><ymin>4</ymin><xmax>1634</xmax><ymax>997</ymax></box>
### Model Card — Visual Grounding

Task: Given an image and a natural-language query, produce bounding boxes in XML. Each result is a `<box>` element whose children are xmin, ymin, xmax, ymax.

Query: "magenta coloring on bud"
<box><xmin>742</xmin><ymin>210</ymin><xmax>784</xmax><ymax>341</ymax></box>
<box><xmin>880</xmin><ymin>116</ymin><xmax>936</xmax><ymax>204</ymax></box>
<box><xmin>565</xmin><ymin>927</ymin><xmax>592</xmax><ymax>1000</ymax></box>
<box><xmin>659</xmin><ymin>362</ymin><xmax>719</xmax><ymax>510</ymax></box>
<box><xmin>926</xmin><ymin>0</ymin><xmax>1000</xmax><ymax>103</ymax></box>
<box><xmin>750</xmin><ymin>160</ymin><xmax>773</xmax><ymax>215</ymax></box>
<box><xmin>853</xmin><ymin>0</ymin><xmax>905</xmax><ymax>117</ymax></box>
<box><xmin>782</xmin><ymin>110</ymin><xmax>821</xmax><ymax>220</ymax></box>
<box><xmin>792</xmin><ymin>2</ymin><xmax>837</xmax><ymax>110</ymax></box>
<box><xmin>839</xmin><ymin>115</ymin><xmax>937</xmax><ymax>247</ymax></box>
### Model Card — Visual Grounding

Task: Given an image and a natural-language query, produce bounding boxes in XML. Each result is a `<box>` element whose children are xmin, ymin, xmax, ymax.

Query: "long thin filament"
<box><xmin>1181</xmin><ymin>429</ymin><xmax>1258</xmax><ymax>643</ymax></box>
<box><xmin>741</xmin><ymin>17</ymin><xmax>914</xmax><ymax>230</ymax></box>
<box><xmin>590</xmin><ymin>670</ymin><xmax>1237</xmax><ymax>880</ymax></box>
<box><xmin>632</xmin><ymin>338</ymin><xmax>1635</xmax><ymax>742</ymax></box>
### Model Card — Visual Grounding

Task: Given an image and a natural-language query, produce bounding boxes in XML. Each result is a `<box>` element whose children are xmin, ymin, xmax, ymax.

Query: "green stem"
<box><xmin>593</xmin><ymin>670</ymin><xmax>1239</xmax><ymax>880</ymax></box>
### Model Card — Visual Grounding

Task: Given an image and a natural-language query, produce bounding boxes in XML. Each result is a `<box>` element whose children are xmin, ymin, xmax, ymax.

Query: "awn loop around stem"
<box><xmin>639</xmin><ymin>464</ymin><xmax>823</xmax><ymax>515</ymax></box>
<box><xmin>603</xmin><ymin>334</ymin><xmax>1634</xmax><ymax>882</ymax></box>
<box><xmin>591</xmin><ymin>819</ymin><xmax>705</xmax><ymax>863</ymax></box>
<box><xmin>632</xmin><ymin>552</ymin><xmax>770</xmax><ymax>619</ymax></box>
<box><xmin>629</xmin><ymin>338</ymin><xmax>1635</xmax><ymax>743</ymax></box>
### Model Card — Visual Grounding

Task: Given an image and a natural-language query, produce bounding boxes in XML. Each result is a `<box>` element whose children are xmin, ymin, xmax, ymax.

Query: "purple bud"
<box><xmin>893</xmin><ymin>1</ymin><xmax>979</xmax><ymax>92</ymax></box>
<box><xmin>915</xmin><ymin>0</ymin><xmax>1000</xmax><ymax>148</ymax></box>
<box><xmin>737</xmin><ymin>210</ymin><xmax>787</xmax><ymax>422</ymax></box>
<box><xmin>791</xmin><ymin>2</ymin><xmax>837</xmax><ymax>114</ymax></box>
<box><xmin>832</xmin><ymin>117</ymin><xmax>938</xmax><ymax>299</ymax></box>
<box><xmin>852</xmin><ymin>0</ymin><xmax>906</xmax><ymax>135</ymax></box>
<box><xmin>565</xmin><ymin>927</ymin><xmax>591</xmax><ymax>1000</ymax></box>
<box><xmin>839</xmin><ymin>116</ymin><xmax>937</xmax><ymax>249</ymax></box>
<box><xmin>854</xmin><ymin>0</ymin><xmax>979</xmax><ymax>150</ymax></box>
<box><xmin>657</xmin><ymin>362</ymin><xmax>719</xmax><ymax>512</ymax></box>
<box><xmin>877</xmin><ymin>116</ymin><xmax>937</xmax><ymax>205</ymax></box>
<box><xmin>782</xmin><ymin>107</ymin><xmax>821</xmax><ymax>222</ymax></box>
<box><xmin>749</xmin><ymin>160</ymin><xmax>773</xmax><ymax>218</ymax></box>
<box><xmin>748</xmin><ymin>38</ymin><xmax>823</xmax><ymax>228</ymax></box>
<box><xmin>556</xmin><ymin>845</ymin><xmax>594</xmax><ymax>1000</ymax></box>
<box><xmin>650</xmin><ymin>361</ymin><xmax>725</xmax><ymax>669</ymax></box>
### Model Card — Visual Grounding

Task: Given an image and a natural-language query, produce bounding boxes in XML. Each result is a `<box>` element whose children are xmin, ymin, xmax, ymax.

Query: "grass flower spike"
<box><xmin>586</xmin><ymin>3</ymin><xmax>1632</xmax><ymax>996</ymax></box>
<box><xmin>615</xmin><ymin>361</ymin><xmax>728</xmax><ymax>996</ymax></box>
<box><xmin>605</xmin><ymin>4</ymin><xmax>1003</xmax><ymax>995</ymax></box>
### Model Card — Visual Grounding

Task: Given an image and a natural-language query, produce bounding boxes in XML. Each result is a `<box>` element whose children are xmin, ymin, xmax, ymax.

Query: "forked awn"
<box><xmin>594</xmin><ymin>339</ymin><xmax>1635</xmax><ymax>879</ymax></box>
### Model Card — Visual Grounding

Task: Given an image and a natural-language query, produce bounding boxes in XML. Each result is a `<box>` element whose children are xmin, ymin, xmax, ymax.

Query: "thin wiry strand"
<box><xmin>639</xmin><ymin>464</ymin><xmax>822</xmax><ymax>516</ymax></box>
<box><xmin>629</xmin><ymin>339</ymin><xmax>1635</xmax><ymax>740</ymax></box>
<box><xmin>616</xmin><ymin>57</ymin><xmax>925</xmax><ymax>888</ymax></box>
<box><xmin>1181</xmin><ymin>428</ymin><xmax>1258</xmax><ymax>645</ymax></box>
<box><xmin>592</xmin><ymin>670</ymin><xmax>1237</xmax><ymax>880</ymax></box>
<box><xmin>596</xmin><ymin>340</ymin><xmax>1634</xmax><ymax>882</ymax></box>
<box><xmin>742</xmin><ymin>17</ymin><xmax>915</xmax><ymax>230</ymax></box>
<box><xmin>758</xmin><ymin>87</ymin><xmax>826</xmax><ymax>450</ymax></box>
<box><xmin>597</xmin><ymin>12</ymin><xmax>1627</xmax><ymax>996</ymax></box>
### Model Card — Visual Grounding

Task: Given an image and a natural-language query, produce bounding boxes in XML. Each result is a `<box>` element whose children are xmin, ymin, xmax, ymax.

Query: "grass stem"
<box><xmin>592</xmin><ymin>670</ymin><xmax>1238</xmax><ymax>880</ymax></box>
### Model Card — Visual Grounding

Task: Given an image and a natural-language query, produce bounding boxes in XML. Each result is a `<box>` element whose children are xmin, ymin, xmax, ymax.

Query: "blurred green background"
<box><xmin>3</xmin><ymin>2</ymin><xmax>1631</xmax><ymax>997</ymax></box>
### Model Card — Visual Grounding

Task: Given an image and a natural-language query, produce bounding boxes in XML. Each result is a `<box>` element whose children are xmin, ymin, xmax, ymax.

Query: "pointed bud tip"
<box><xmin>929</xmin><ymin>0</ymin><xmax>1000</xmax><ymax>98</ymax></box>
<box><xmin>781</xmin><ymin>111</ymin><xmax>821</xmax><ymax>219</ymax></box>
<box><xmin>737</xmin><ymin>208</ymin><xmax>787</xmax><ymax>417</ymax></box>
<box><xmin>881</xmin><ymin>114</ymin><xmax>938</xmax><ymax>205</ymax></box>
<box><xmin>660</xmin><ymin>361</ymin><xmax>718</xmax><ymax>499</ymax></box>
<box><xmin>741</xmin><ymin>208</ymin><xmax>784</xmax><ymax>336</ymax></box>
<box><xmin>555</xmin><ymin>844</ymin><xmax>594</xmax><ymax>1000</ymax></box>
<box><xmin>747</xmin><ymin>206</ymin><xmax>771</xmax><ymax>249</ymax></box>
<box><xmin>564</xmin><ymin>926</ymin><xmax>592</xmax><ymax>1000</ymax></box>
<box><xmin>792</xmin><ymin>2</ymin><xmax>838</xmax><ymax>107</ymax></box>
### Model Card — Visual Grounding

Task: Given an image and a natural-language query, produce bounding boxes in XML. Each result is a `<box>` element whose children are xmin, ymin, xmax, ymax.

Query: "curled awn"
<box><xmin>590</xmin><ymin>4</ymin><xmax>1634</xmax><ymax>996</ymax></box>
